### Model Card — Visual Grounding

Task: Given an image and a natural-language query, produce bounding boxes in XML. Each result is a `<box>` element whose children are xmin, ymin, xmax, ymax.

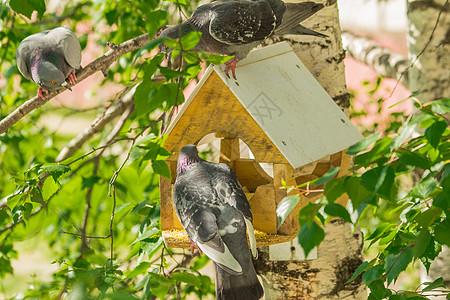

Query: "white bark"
<box><xmin>407</xmin><ymin>0</ymin><xmax>450</xmax><ymax>102</ymax></box>
<box><xmin>408</xmin><ymin>1</ymin><xmax>449</xmax><ymax>297</ymax></box>
<box><xmin>341</xmin><ymin>31</ymin><xmax>409</xmax><ymax>85</ymax></box>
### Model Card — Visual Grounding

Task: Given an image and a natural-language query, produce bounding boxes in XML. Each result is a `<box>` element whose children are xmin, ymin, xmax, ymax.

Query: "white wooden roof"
<box><xmin>168</xmin><ymin>42</ymin><xmax>363</xmax><ymax>169</ymax></box>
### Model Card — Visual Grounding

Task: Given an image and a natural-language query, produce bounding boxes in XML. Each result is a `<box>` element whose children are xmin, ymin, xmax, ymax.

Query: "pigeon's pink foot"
<box><xmin>224</xmin><ymin>57</ymin><xmax>238</xmax><ymax>79</ymax></box>
<box><xmin>188</xmin><ymin>237</ymin><xmax>202</xmax><ymax>255</ymax></box>
<box><xmin>67</xmin><ymin>71</ymin><xmax>77</xmax><ymax>85</ymax></box>
<box><xmin>37</xmin><ymin>87</ymin><xmax>48</xmax><ymax>100</ymax></box>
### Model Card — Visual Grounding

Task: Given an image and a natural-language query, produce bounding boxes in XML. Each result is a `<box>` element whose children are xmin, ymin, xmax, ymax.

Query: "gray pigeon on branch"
<box><xmin>173</xmin><ymin>145</ymin><xmax>263</xmax><ymax>300</ymax></box>
<box><xmin>159</xmin><ymin>0</ymin><xmax>326</xmax><ymax>78</ymax></box>
<box><xmin>16</xmin><ymin>26</ymin><xmax>81</xmax><ymax>100</ymax></box>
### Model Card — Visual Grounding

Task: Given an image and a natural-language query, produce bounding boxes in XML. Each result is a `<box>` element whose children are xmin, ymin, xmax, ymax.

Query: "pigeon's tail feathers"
<box><xmin>275</xmin><ymin>2</ymin><xmax>324</xmax><ymax>35</ymax></box>
<box><xmin>244</xmin><ymin>218</ymin><xmax>258</xmax><ymax>259</ymax></box>
<box><xmin>287</xmin><ymin>24</ymin><xmax>328</xmax><ymax>38</ymax></box>
<box><xmin>215</xmin><ymin>263</ymin><xmax>264</xmax><ymax>300</ymax></box>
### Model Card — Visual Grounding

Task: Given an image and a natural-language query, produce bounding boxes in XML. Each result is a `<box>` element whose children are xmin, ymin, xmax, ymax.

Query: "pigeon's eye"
<box><xmin>51</xmin><ymin>80</ymin><xmax>56</xmax><ymax>84</ymax></box>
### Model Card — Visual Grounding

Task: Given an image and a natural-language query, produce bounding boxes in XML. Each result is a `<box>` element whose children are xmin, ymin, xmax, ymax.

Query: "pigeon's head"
<box><xmin>32</xmin><ymin>60</ymin><xmax>71</xmax><ymax>91</ymax></box>
<box><xmin>177</xmin><ymin>144</ymin><xmax>202</xmax><ymax>174</ymax></box>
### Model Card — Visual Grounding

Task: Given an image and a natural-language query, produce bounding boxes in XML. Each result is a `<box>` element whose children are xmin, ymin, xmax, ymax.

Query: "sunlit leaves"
<box><xmin>346</xmin><ymin>132</ymin><xmax>381</xmax><ymax>155</ymax></box>
<box><xmin>40</xmin><ymin>164</ymin><xmax>71</xmax><ymax>182</ymax></box>
<box><xmin>9</xmin><ymin>0</ymin><xmax>46</xmax><ymax>19</ymax></box>
<box><xmin>276</xmin><ymin>195</ymin><xmax>300</xmax><ymax>229</ymax></box>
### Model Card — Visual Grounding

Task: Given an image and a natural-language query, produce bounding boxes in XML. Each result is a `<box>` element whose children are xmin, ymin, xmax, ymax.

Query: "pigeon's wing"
<box><xmin>205</xmin><ymin>1</ymin><xmax>277</xmax><ymax>45</ymax></box>
<box><xmin>16</xmin><ymin>30</ymin><xmax>51</xmax><ymax>80</ymax></box>
<box><xmin>210</xmin><ymin>162</ymin><xmax>258</xmax><ymax>258</ymax></box>
<box><xmin>16</xmin><ymin>42</ymin><xmax>32</xmax><ymax>80</ymax></box>
<box><xmin>48</xmin><ymin>27</ymin><xmax>81</xmax><ymax>69</ymax></box>
<box><xmin>173</xmin><ymin>178</ymin><xmax>243</xmax><ymax>274</ymax></box>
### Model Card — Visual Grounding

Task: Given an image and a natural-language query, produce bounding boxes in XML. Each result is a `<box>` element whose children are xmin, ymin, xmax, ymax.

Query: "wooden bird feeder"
<box><xmin>160</xmin><ymin>42</ymin><xmax>363</xmax><ymax>249</ymax></box>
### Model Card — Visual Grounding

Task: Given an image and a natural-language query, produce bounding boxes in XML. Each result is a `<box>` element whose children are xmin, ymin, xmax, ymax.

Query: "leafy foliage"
<box><xmin>279</xmin><ymin>97</ymin><xmax>450</xmax><ymax>299</ymax></box>
<box><xmin>0</xmin><ymin>0</ymin><xmax>219</xmax><ymax>298</ymax></box>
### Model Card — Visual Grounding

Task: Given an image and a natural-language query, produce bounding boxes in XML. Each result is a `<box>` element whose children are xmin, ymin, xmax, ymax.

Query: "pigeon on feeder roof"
<box><xmin>173</xmin><ymin>145</ymin><xmax>263</xmax><ymax>300</ymax></box>
<box><xmin>16</xmin><ymin>26</ymin><xmax>81</xmax><ymax>100</ymax></box>
<box><xmin>159</xmin><ymin>0</ymin><xmax>326</xmax><ymax>78</ymax></box>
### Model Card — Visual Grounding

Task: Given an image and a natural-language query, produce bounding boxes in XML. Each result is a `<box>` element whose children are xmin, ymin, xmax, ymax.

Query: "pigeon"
<box><xmin>16</xmin><ymin>26</ymin><xmax>81</xmax><ymax>100</ymax></box>
<box><xmin>159</xmin><ymin>0</ymin><xmax>326</xmax><ymax>78</ymax></box>
<box><xmin>173</xmin><ymin>145</ymin><xmax>263</xmax><ymax>300</ymax></box>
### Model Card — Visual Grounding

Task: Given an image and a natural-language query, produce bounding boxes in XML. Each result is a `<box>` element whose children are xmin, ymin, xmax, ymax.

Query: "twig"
<box><xmin>0</xmin><ymin>33</ymin><xmax>150</xmax><ymax>134</ymax></box>
<box><xmin>59</xmin><ymin>230</ymin><xmax>110</xmax><ymax>239</ymax></box>
<box><xmin>78</xmin><ymin>157</ymin><xmax>100</xmax><ymax>259</ymax></box>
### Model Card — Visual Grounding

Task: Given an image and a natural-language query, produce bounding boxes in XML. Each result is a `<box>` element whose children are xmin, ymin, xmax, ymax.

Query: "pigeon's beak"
<box><xmin>61</xmin><ymin>82</ymin><xmax>72</xmax><ymax>91</ymax></box>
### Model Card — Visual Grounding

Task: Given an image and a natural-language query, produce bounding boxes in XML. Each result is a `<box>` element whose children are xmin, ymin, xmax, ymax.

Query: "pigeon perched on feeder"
<box><xmin>16</xmin><ymin>26</ymin><xmax>81</xmax><ymax>100</ymax></box>
<box><xmin>159</xmin><ymin>0</ymin><xmax>326</xmax><ymax>78</ymax></box>
<box><xmin>173</xmin><ymin>145</ymin><xmax>263</xmax><ymax>300</ymax></box>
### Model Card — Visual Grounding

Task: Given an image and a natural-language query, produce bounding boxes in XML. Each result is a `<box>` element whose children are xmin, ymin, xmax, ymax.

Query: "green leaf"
<box><xmin>297</xmin><ymin>221</ymin><xmax>324</xmax><ymax>258</ymax></box>
<box><xmin>354</xmin><ymin>136</ymin><xmax>393</xmax><ymax>166</ymax></box>
<box><xmin>132</xmin><ymin>228</ymin><xmax>160</xmax><ymax>245</ymax></box>
<box><xmin>40</xmin><ymin>165</ymin><xmax>70</xmax><ymax>182</ymax></box>
<box><xmin>399</xmin><ymin>151</ymin><xmax>430</xmax><ymax>170</ymax></box>
<box><xmin>430</xmin><ymin>98</ymin><xmax>450</xmax><ymax>114</ymax></box>
<box><xmin>425</xmin><ymin>120</ymin><xmax>448</xmax><ymax>148</ymax></box>
<box><xmin>171</xmin><ymin>272</ymin><xmax>202</xmax><ymax>286</ymax></box>
<box><xmin>159</xmin><ymin>67</ymin><xmax>189</xmax><ymax>79</ymax></box>
<box><xmin>411</xmin><ymin>176</ymin><xmax>438</xmax><ymax>199</ymax></box>
<box><xmin>164</xmin><ymin>0</ymin><xmax>187</xmax><ymax>5</ymax></box>
<box><xmin>323</xmin><ymin>178</ymin><xmax>346</xmax><ymax>203</ymax></box>
<box><xmin>416</xmin><ymin>207</ymin><xmax>441</xmax><ymax>228</ymax></box>
<box><xmin>345</xmin><ymin>261</ymin><xmax>370</xmax><ymax>284</ymax></box>
<box><xmin>6</xmin><ymin>194</ymin><xmax>22</xmax><ymax>210</ymax></box>
<box><xmin>434</xmin><ymin>221</ymin><xmax>450</xmax><ymax>246</ymax></box>
<box><xmin>390</xmin><ymin>123</ymin><xmax>416</xmax><ymax>150</ymax></box>
<box><xmin>180</xmin><ymin>31</ymin><xmax>202</xmax><ymax>50</ymax></box>
<box><xmin>433</xmin><ymin>192</ymin><xmax>448</xmax><ymax>211</ymax></box>
<box><xmin>389</xmin><ymin>295</ymin><xmax>406</xmax><ymax>300</ymax></box>
<box><xmin>422</xmin><ymin>277</ymin><xmax>445</xmax><ymax>292</ymax></box>
<box><xmin>346</xmin><ymin>132</ymin><xmax>381</xmax><ymax>155</ymax></box>
<box><xmin>276</xmin><ymin>195</ymin><xmax>300</xmax><ymax>229</ymax></box>
<box><xmin>10</xmin><ymin>0</ymin><xmax>45</xmax><ymax>19</ymax></box>
<box><xmin>126</xmin><ymin>262</ymin><xmax>152</xmax><ymax>279</ymax></box>
<box><xmin>81</xmin><ymin>176</ymin><xmax>101</xmax><ymax>190</ymax></box>
<box><xmin>132</xmin><ymin>36</ymin><xmax>167</xmax><ymax>66</ymax></box>
<box><xmin>345</xmin><ymin>176</ymin><xmax>373</xmax><ymax>209</ymax></box>
<box><xmin>384</xmin><ymin>247</ymin><xmax>413</xmax><ymax>285</ymax></box>
<box><xmin>324</xmin><ymin>203</ymin><xmax>352</xmax><ymax>223</ymax></box>
<box><xmin>141</xmin><ymin>237</ymin><xmax>163</xmax><ymax>260</ymax></box>
<box><xmin>42</xmin><ymin>176</ymin><xmax>61</xmax><ymax>201</ymax></box>
<box><xmin>134</xmin><ymin>83</ymin><xmax>163</xmax><ymax>118</ymax></box>
<box><xmin>313</xmin><ymin>166</ymin><xmax>340</xmax><ymax>186</ymax></box>
<box><xmin>362</xmin><ymin>265</ymin><xmax>384</xmax><ymax>283</ymax></box>
<box><xmin>152</xmin><ymin>160</ymin><xmax>171</xmax><ymax>179</ymax></box>
<box><xmin>368</xmin><ymin>279</ymin><xmax>387</xmax><ymax>300</ymax></box>
<box><xmin>298</xmin><ymin>202</ymin><xmax>318</xmax><ymax>226</ymax></box>
<box><xmin>414</xmin><ymin>229</ymin><xmax>432</xmax><ymax>258</ymax></box>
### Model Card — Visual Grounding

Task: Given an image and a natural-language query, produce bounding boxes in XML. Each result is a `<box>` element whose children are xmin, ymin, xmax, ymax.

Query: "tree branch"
<box><xmin>0</xmin><ymin>33</ymin><xmax>150</xmax><ymax>134</ymax></box>
<box><xmin>341</xmin><ymin>31</ymin><xmax>409</xmax><ymax>85</ymax></box>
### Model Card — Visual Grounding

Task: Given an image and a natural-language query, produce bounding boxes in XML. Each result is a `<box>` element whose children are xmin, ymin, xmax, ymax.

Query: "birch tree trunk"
<box><xmin>256</xmin><ymin>1</ymin><xmax>366</xmax><ymax>299</ymax></box>
<box><xmin>408</xmin><ymin>0</ymin><xmax>450</xmax><ymax>296</ymax></box>
<box><xmin>406</xmin><ymin>0</ymin><xmax>449</xmax><ymax>103</ymax></box>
